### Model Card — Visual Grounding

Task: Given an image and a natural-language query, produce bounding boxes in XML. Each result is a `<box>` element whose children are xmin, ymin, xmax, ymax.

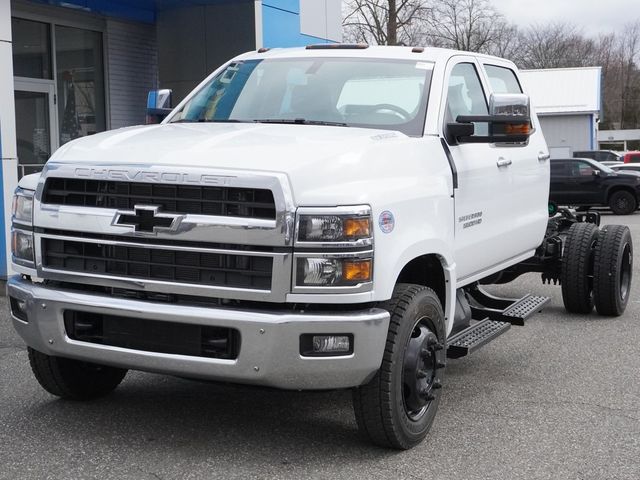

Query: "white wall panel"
<box><xmin>0</xmin><ymin>0</ymin><xmax>10</xmax><ymax>43</ymax></box>
<box><xmin>300</xmin><ymin>0</ymin><xmax>342</xmax><ymax>42</ymax></box>
<box><xmin>325</xmin><ymin>0</ymin><xmax>342</xmax><ymax>42</ymax></box>
<box><xmin>539</xmin><ymin>115</ymin><xmax>593</xmax><ymax>154</ymax></box>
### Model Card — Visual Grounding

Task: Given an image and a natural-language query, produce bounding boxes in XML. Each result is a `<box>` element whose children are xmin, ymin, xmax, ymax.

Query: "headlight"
<box><xmin>296</xmin><ymin>257</ymin><xmax>372</xmax><ymax>287</ymax></box>
<box><xmin>12</xmin><ymin>189</ymin><xmax>34</xmax><ymax>225</ymax></box>
<box><xmin>11</xmin><ymin>229</ymin><xmax>34</xmax><ymax>264</ymax></box>
<box><xmin>296</xmin><ymin>207</ymin><xmax>372</xmax><ymax>245</ymax></box>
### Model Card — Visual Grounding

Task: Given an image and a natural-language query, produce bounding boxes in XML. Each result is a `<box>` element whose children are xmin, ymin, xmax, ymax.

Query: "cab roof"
<box><xmin>236</xmin><ymin>44</ymin><xmax>513</xmax><ymax>66</ymax></box>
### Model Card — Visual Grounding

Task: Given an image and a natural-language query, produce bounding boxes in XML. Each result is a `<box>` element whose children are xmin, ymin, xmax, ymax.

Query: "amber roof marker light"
<box><xmin>306</xmin><ymin>43</ymin><xmax>369</xmax><ymax>50</ymax></box>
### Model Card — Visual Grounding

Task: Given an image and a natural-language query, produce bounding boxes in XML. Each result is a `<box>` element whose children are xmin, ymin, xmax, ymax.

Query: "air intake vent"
<box><xmin>42</xmin><ymin>178</ymin><xmax>276</xmax><ymax>220</ymax></box>
<box><xmin>64</xmin><ymin>310</ymin><xmax>240</xmax><ymax>359</ymax></box>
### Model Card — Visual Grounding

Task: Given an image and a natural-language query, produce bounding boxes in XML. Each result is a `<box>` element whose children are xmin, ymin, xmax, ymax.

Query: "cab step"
<box><xmin>447</xmin><ymin>319</ymin><xmax>511</xmax><ymax>359</ymax></box>
<box><xmin>467</xmin><ymin>286</ymin><xmax>549</xmax><ymax>326</ymax></box>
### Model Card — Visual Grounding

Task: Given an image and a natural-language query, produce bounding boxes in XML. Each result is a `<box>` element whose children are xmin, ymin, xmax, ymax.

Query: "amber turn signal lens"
<box><xmin>505</xmin><ymin>123</ymin><xmax>531</xmax><ymax>135</ymax></box>
<box><xmin>343</xmin><ymin>218</ymin><xmax>371</xmax><ymax>239</ymax></box>
<box><xmin>343</xmin><ymin>259</ymin><xmax>372</xmax><ymax>282</ymax></box>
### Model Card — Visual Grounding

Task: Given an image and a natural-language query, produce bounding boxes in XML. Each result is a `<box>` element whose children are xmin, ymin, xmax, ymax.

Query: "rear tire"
<box><xmin>352</xmin><ymin>284</ymin><xmax>446</xmax><ymax>450</ymax></box>
<box><xmin>608</xmin><ymin>190</ymin><xmax>637</xmax><ymax>215</ymax></box>
<box><xmin>28</xmin><ymin>348</ymin><xmax>127</xmax><ymax>400</ymax></box>
<box><xmin>561</xmin><ymin>222</ymin><xmax>599</xmax><ymax>314</ymax></box>
<box><xmin>593</xmin><ymin>225</ymin><xmax>633</xmax><ymax>316</ymax></box>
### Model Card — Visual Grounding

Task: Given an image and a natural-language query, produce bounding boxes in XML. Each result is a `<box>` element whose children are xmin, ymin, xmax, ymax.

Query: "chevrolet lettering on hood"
<box><xmin>74</xmin><ymin>168</ymin><xmax>235</xmax><ymax>186</ymax></box>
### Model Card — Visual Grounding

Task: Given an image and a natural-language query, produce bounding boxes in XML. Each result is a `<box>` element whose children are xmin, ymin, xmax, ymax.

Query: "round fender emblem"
<box><xmin>379</xmin><ymin>211</ymin><xmax>395</xmax><ymax>233</ymax></box>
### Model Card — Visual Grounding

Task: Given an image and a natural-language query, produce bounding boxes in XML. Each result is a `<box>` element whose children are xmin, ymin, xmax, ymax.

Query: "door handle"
<box><xmin>538</xmin><ymin>152</ymin><xmax>550</xmax><ymax>162</ymax></box>
<box><xmin>497</xmin><ymin>157</ymin><xmax>512</xmax><ymax>168</ymax></box>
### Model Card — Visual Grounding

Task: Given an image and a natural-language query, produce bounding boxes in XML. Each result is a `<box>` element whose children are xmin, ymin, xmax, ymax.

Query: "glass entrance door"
<box><xmin>14</xmin><ymin>80</ymin><xmax>58</xmax><ymax>177</ymax></box>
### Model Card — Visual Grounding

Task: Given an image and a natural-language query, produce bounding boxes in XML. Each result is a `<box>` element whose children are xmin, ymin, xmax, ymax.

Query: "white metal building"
<box><xmin>520</xmin><ymin>67</ymin><xmax>602</xmax><ymax>159</ymax></box>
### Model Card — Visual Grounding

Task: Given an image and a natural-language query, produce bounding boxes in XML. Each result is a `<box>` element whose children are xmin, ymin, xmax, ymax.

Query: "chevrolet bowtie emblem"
<box><xmin>113</xmin><ymin>206</ymin><xmax>182</xmax><ymax>234</ymax></box>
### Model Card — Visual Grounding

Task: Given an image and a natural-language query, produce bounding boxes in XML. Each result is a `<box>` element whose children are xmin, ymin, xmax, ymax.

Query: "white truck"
<box><xmin>8</xmin><ymin>45</ymin><xmax>633</xmax><ymax>449</ymax></box>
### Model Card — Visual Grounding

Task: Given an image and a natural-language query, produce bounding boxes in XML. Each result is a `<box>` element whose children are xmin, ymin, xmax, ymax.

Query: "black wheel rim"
<box><xmin>615</xmin><ymin>196</ymin><xmax>630</xmax><ymax>212</ymax></box>
<box><xmin>619</xmin><ymin>243</ymin><xmax>632</xmax><ymax>301</ymax></box>
<box><xmin>402</xmin><ymin>317</ymin><xmax>441</xmax><ymax>420</ymax></box>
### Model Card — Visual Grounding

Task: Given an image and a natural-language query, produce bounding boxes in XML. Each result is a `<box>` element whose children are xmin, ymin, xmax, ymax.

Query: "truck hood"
<box><xmin>48</xmin><ymin>123</ymin><xmax>423</xmax><ymax>205</ymax></box>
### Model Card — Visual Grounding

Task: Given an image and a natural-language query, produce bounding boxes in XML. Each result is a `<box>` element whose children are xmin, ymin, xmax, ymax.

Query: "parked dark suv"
<box><xmin>573</xmin><ymin>150</ymin><xmax>622</xmax><ymax>163</ymax></box>
<box><xmin>550</xmin><ymin>158</ymin><xmax>640</xmax><ymax>215</ymax></box>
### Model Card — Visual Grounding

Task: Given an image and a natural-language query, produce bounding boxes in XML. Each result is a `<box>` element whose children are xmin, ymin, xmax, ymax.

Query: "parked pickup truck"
<box><xmin>8</xmin><ymin>45</ymin><xmax>633</xmax><ymax>449</ymax></box>
<box><xmin>550</xmin><ymin>157</ymin><xmax>640</xmax><ymax>214</ymax></box>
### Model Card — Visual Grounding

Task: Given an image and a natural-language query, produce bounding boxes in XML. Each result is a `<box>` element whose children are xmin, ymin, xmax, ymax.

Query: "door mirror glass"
<box><xmin>489</xmin><ymin>93</ymin><xmax>530</xmax><ymax>117</ymax></box>
<box><xmin>146</xmin><ymin>89</ymin><xmax>173</xmax><ymax>124</ymax></box>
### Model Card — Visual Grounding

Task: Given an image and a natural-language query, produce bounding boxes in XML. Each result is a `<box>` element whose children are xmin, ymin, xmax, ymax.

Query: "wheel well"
<box><xmin>396</xmin><ymin>254</ymin><xmax>446</xmax><ymax>308</ymax></box>
<box><xmin>606</xmin><ymin>186</ymin><xmax>636</xmax><ymax>203</ymax></box>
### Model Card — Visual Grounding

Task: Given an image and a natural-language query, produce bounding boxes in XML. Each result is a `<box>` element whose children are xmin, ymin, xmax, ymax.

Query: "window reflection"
<box><xmin>55</xmin><ymin>25</ymin><xmax>106</xmax><ymax>145</ymax></box>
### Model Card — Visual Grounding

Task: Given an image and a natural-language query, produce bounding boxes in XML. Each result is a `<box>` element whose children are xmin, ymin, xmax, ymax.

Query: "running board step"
<box><xmin>447</xmin><ymin>319</ymin><xmax>511</xmax><ymax>359</ymax></box>
<box><xmin>467</xmin><ymin>286</ymin><xmax>550</xmax><ymax>326</ymax></box>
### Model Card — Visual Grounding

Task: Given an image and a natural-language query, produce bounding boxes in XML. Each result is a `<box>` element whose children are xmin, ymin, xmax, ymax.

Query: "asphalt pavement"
<box><xmin>1</xmin><ymin>213</ymin><xmax>639</xmax><ymax>480</ymax></box>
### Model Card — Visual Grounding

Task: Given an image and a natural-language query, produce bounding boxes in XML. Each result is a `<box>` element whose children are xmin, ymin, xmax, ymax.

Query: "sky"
<box><xmin>491</xmin><ymin>0</ymin><xmax>638</xmax><ymax>35</ymax></box>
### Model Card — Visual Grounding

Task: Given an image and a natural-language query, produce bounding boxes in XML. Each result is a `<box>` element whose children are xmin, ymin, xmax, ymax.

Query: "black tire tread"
<box><xmin>608</xmin><ymin>190</ymin><xmax>637</xmax><ymax>215</ymax></box>
<box><xmin>593</xmin><ymin>225</ymin><xmax>633</xmax><ymax>316</ymax></box>
<box><xmin>561</xmin><ymin>222</ymin><xmax>598</xmax><ymax>313</ymax></box>
<box><xmin>352</xmin><ymin>284</ymin><xmax>441</xmax><ymax>449</ymax></box>
<box><xmin>28</xmin><ymin>348</ymin><xmax>127</xmax><ymax>400</ymax></box>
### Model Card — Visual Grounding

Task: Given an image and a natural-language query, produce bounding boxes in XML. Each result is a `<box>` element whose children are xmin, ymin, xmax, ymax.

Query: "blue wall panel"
<box><xmin>262</xmin><ymin>0</ymin><xmax>333</xmax><ymax>48</ymax></box>
<box><xmin>28</xmin><ymin>0</ymin><xmax>254</xmax><ymax>24</ymax></box>
<box><xmin>262</xmin><ymin>0</ymin><xmax>299</xmax><ymax>14</ymax></box>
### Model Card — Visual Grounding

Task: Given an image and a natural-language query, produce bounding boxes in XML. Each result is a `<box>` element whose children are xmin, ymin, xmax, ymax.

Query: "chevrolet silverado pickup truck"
<box><xmin>8</xmin><ymin>45</ymin><xmax>633</xmax><ymax>450</ymax></box>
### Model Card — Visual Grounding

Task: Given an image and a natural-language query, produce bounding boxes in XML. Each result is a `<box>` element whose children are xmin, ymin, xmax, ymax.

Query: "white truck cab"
<box><xmin>8</xmin><ymin>45</ymin><xmax>633</xmax><ymax>449</ymax></box>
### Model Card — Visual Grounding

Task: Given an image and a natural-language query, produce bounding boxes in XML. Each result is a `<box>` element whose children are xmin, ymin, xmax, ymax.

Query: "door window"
<box><xmin>14</xmin><ymin>91</ymin><xmax>52</xmax><ymax>167</ymax></box>
<box><xmin>571</xmin><ymin>161</ymin><xmax>597</xmax><ymax>177</ymax></box>
<box><xmin>484</xmin><ymin>65</ymin><xmax>522</xmax><ymax>94</ymax></box>
<box><xmin>445</xmin><ymin>63</ymin><xmax>488</xmax><ymax>136</ymax></box>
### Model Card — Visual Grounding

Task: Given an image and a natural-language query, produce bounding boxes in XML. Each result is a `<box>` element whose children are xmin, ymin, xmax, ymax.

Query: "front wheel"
<box><xmin>608</xmin><ymin>190</ymin><xmax>637</xmax><ymax>215</ymax></box>
<box><xmin>352</xmin><ymin>284</ymin><xmax>446</xmax><ymax>449</ymax></box>
<box><xmin>28</xmin><ymin>348</ymin><xmax>127</xmax><ymax>400</ymax></box>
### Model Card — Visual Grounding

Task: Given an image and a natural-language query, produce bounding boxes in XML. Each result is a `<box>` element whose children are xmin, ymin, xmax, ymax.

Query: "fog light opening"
<box><xmin>300</xmin><ymin>334</ymin><xmax>354</xmax><ymax>357</ymax></box>
<box><xmin>9</xmin><ymin>296</ymin><xmax>28</xmax><ymax>322</ymax></box>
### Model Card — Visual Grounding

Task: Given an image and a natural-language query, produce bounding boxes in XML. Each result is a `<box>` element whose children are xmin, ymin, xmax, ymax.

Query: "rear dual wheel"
<box><xmin>561</xmin><ymin>223</ymin><xmax>633</xmax><ymax>317</ymax></box>
<box><xmin>561</xmin><ymin>222</ymin><xmax>599</xmax><ymax>313</ymax></box>
<box><xmin>593</xmin><ymin>225</ymin><xmax>633</xmax><ymax>316</ymax></box>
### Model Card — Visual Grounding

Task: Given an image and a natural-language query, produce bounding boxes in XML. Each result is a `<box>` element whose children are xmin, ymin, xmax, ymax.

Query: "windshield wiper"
<box><xmin>254</xmin><ymin>118</ymin><xmax>348</xmax><ymax>127</ymax></box>
<box><xmin>173</xmin><ymin>119</ymin><xmax>247</xmax><ymax>123</ymax></box>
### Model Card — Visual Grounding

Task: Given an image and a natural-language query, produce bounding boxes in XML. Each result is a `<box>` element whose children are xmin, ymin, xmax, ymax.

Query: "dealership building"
<box><xmin>0</xmin><ymin>0</ymin><xmax>341</xmax><ymax>277</ymax></box>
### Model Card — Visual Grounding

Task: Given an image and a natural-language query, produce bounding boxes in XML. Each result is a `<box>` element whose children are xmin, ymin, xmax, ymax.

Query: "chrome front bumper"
<box><xmin>8</xmin><ymin>276</ymin><xmax>390</xmax><ymax>390</ymax></box>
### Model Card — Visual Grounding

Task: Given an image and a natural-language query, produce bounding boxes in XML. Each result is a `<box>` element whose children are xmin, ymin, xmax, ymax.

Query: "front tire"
<box><xmin>593</xmin><ymin>225</ymin><xmax>633</xmax><ymax>316</ymax></box>
<box><xmin>352</xmin><ymin>284</ymin><xmax>446</xmax><ymax>449</ymax></box>
<box><xmin>608</xmin><ymin>190</ymin><xmax>637</xmax><ymax>215</ymax></box>
<box><xmin>28</xmin><ymin>348</ymin><xmax>127</xmax><ymax>400</ymax></box>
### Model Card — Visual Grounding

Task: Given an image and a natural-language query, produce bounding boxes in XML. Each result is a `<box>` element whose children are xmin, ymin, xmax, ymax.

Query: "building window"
<box><xmin>11</xmin><ymin>17</ymin><xmax>52</xmax><ymax>79</ymax></box>
<box><xmin>55</xmin><ymin>25</ymin><xmax>106</xmax><ymax>145</ymax></box>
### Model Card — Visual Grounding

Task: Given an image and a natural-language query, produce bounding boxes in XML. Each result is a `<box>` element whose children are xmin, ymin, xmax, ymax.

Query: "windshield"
<box><xmin>592</xmin><ymin>160</ymin><xmax>615</xmax><ymax>173</ymax></box>
<box><xmin>169</xmin><ymin>57</ymin><xmax>433</xmax><ymax>136</ymax></box>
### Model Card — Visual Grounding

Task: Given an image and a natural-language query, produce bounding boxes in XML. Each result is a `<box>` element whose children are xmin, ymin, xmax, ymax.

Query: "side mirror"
<box><xmin>448</xmin><ymin>93</ymin><xmax>533</xmax><ymax>145</ymax></box>
<box><xmin>146</xmin><ymin>89</ymin><xmax>173</xmax><ymax>124</ymax></box>
<box><xmin>593</xmin><ymin>170</ymin><xmax>601</xmax><ymax>176</ymax></box>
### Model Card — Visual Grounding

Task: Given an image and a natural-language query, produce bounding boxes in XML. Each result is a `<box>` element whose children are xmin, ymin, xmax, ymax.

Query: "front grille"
<box><xmin>64</xmin><ymin>310</ymin><xmax>240</xmax><ymax>359</ymax></box>
<box><xmin>42</xmin><ymin>238</ymin><xmax>273</xmax><ymax>290</ymax></box>
<box><xmin>42</xmin><ymin>178</ymin><xmax>276</xmax><ymax>220</ymax></box>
